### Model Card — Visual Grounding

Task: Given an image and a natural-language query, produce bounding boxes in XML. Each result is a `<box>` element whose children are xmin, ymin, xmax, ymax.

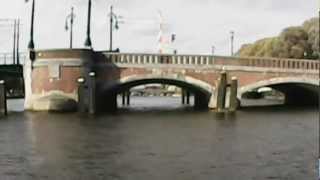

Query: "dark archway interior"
<box><xmin>241</xmin><ymin>82</ymin><xmax>319</xmax><ymax>107</ymax></box>
<box><xmin>271</xmin><ymin>83</ymin><xmax>318</xmax><ymax>106</ymax></box>
<box><xmin>97</xmin><ymin>78</ymin><xmax>212</xmax><ymax>112</ymax></box>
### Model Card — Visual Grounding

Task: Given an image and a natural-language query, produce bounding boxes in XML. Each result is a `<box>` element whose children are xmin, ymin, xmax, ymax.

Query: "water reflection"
<box><xmin>0</xmin><ymin>97</ymin><xmax>317</xmax><ymax>179</ymax></box>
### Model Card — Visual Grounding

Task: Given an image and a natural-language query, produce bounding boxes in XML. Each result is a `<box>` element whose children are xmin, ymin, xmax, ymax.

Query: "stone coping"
<box><xmin>35</xmin><ymin>48</ymin><xmax>94</xmax><ymax>59</ymax></box>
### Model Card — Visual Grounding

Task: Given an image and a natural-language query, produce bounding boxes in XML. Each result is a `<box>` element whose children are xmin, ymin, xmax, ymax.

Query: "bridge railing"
<box><xmin>103</xmin><ymin>52</ymin><xmax>319</xmax><ymax>71</ymax></box>
<box><xmin>104</xmin><ymin>53</ymin><xmax>215</xmax><ymax>66</ymax></box>
<box><xmin>0</xmin><ymin>52</ymin><xmax>27</xmax><ymax>65</ymax></box>
<box><xmin>214</xmin><ymin>56</ymin><xmax>320</xmax><ymax>71</ymax></box>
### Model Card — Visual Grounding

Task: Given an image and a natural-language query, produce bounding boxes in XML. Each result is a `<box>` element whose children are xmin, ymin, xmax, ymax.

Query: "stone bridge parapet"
<box><xmin>102</xmin><ymin>52</ymin><xmax>319</xmax><ymax>72</ymax></box>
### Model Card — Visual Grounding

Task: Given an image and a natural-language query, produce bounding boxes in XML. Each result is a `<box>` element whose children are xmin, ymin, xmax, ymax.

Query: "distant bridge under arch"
<box><xmin>97</xmin><ymin>74</ymin><xmax>214</xmax><ymax>111</ymax></box>
<box><xmin>239</xmin><ymin>77</ymin><xmax>319</xmax><ymax>106</ymax></box>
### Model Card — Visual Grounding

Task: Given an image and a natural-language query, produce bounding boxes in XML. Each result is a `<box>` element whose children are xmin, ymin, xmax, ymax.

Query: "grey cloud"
<box><xmin>0</xmin><ymin>0</ymin><xmax>315</xmax><ymax>55</ymax></box>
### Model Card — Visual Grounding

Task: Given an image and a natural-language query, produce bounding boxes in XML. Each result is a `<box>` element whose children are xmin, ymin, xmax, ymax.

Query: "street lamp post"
<box><xmin>84</xmin><ymin>0</ymin><xmax>92</xmax><ymax>48</ymax></box>
<box><xmin>65</xmin><ymin>7</ymin><xmax>75</xmax><ymax>49</ymax></box>
<box><xmin>318</xmin><ymin>5</ymin><xmax>320</xmax><ymax>60</ymax></box>
<box><xmin>318</xmin><ymin>2</ymin><xmax>320</xmax><ymax>173</ymax></box>
<box><xmin>25</xmin><ymin>0</ymin><xmax>36</xmax><ymax>64</ymax></box>
<box><xmin>16</xmin><ymin>19</ymin><xmax>20</xmax><ymax>65</ymax></box>
<box><xmin>109</xmin><ymin>6</ymin><xmax>121</xmax><ymax>51</ymax></box>
<box><xmin>211</xmin><ymin>45</ymin><xmax>215</xmax><ymax>56</ymax></box>
<box><xmin>13</xmin><ymin>19</ymin><xmax>17</xmax><ymax>64</ymax></box>
<box><xmin>27</xmin><ymin>0</ymin><xmax>35</xmax><ymax>50</ymax></box>
<box><xmin>230</xmin><ymin>31</ymin><xmax>234</xmax><ymax>56</ymax></box>
<box><xmin>109</xmin><ymin>5</ymin><xmax>113</xmax><ymax>51</ymax></box>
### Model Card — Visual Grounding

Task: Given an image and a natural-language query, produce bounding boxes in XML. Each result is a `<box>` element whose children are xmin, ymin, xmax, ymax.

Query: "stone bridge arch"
<box><xmin>97</xmin><ymin>74</ymin><xmax>215</xmax><ymax>111</ymax></box>
<box><xmin>238</xmin><ymin>77</ymin><xmax>319</xmax><ymax>106</ymax></box>
<box><xmin>119</xmin><ymin>74</ymin><xmax>214</xmax><ymax>94</ymax></box>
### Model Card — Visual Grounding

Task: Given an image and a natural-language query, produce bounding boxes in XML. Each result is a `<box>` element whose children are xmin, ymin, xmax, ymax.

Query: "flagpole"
<box><xmin>230</xmin><ymin>31</ymin><xmax>234</xmax><ymax>56</ymax></box>
<box><xmin>158</xmin><ymin>11</ymin><xmax>164</xmax><ymax>54</ymax></box>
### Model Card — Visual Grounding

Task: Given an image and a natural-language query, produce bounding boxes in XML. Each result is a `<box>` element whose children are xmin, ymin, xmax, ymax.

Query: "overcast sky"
<box><xmin>0</xmin><ymin>0</ymin><xmax>317</xmax><ymax>55</ymax></box>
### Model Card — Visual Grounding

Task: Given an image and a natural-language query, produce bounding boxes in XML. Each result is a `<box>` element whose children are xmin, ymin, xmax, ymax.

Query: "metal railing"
<box><xmin>0</xmin><ymin>52</ymin><xmax>27</xmax><ymax>65</ymax></box>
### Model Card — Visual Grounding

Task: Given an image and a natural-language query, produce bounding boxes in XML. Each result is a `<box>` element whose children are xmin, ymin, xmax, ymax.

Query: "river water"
<box><xmin>0</xmin><ymin>97</ymin><xmax>317</xmax><ymax>180</ymax></box>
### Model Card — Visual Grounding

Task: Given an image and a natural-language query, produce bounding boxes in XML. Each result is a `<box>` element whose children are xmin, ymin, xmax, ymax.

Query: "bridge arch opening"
<box><xmin>238</xmin><ymin>77</ymin><xmax>319</xmax><ymax>107</ymax></box>
<box><xmin>117</xmin><ymin>83</ymin><xmax>196</xmax><ymax>110</ymax></box>
<box><xmin>97</xmin><ymin>75</ymin><xmax>214</xmax><ymax>112</ymax></box>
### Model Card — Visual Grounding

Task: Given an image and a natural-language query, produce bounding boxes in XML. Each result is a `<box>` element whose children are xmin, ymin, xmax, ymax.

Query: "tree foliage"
<box><xmin>237</xmin><ymin>17</ymin><xmax>319</xmax><ymax>59</ymax></box>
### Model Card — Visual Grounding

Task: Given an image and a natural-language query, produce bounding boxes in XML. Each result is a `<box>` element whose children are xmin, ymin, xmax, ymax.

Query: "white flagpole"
<box><xmin>157</xmin><ymin>11</ymin><xmax>164</xmax><ymax>54</ymax></box>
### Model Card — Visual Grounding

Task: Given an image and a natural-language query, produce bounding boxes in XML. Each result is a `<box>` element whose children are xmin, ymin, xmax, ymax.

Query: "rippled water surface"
<box><xmin>0</xmin><ymin>97</ymin><xmax>317</xmax><ymax>180</ymax></box>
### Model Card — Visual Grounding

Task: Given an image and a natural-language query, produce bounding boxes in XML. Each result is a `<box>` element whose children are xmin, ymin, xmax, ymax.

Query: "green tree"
<box><xmin>303</xmin><ymin>18</ymin><xmax>319</xmax><ymax>58</ymax></box>
<box><xmin>237</xmin><ymin>17</ymin><xmax>319</xmax><ymax>59</ymax></box>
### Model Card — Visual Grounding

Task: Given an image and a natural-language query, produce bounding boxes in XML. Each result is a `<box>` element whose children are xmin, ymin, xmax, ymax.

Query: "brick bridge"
<box><xmin>24</xmin><ymin>49</ymin><xmax>319</xmax><ymax>112</ymax></box>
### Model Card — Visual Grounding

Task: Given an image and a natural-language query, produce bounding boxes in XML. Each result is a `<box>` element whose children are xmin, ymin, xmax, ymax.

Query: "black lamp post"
<box><xmin>84</xmin><ymin>0</ymin><xmax>92</xmax><ymax>48</ymax></box>
<box><xmin>16</xmin><ymin>19</ymin><xmax>20</xmax><ymax>65</ymax></box>
<box><xmin>318</xmin><ymin>7</ymin><xmax>320</xmax><ymax>60</ymax></box>
<box><xmin>13</xmin><ymin>19</ymin><xmax>17</xmax><ymax>64</ymax></box>
<box><xmin>65</xmin><ymin>7</ymin><xmax>75</xmax><ymax>49</ymax></box>
<box><xmin>318</xmin><ymin>4</ymin><xmax>320</xmax><ymax>172</ymax></box>
<box><xmin>27</xmin><ymin>0</ymin><xmax>35</xmax><ymax>50</ymax></box>
<box><xmin>109</xmin><ymin>5</ymin><xmax>113</xmax><ymax>51</ymax></box>
<box><xmin>25</xmin><ymin>0</ymin><xmax>35</xmax><ymax>63</ymax></box>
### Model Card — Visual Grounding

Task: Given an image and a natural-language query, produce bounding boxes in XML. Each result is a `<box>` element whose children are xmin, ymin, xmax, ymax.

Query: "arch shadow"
<box><xmin>96</xmin><ymin>74</ymin><xmax>214</xmax><ymax>112</ymax></box>
<box><xmin>238</xmin><ymin>77</ymin><xmax>319</xmax><ymax>106</ymax></box>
